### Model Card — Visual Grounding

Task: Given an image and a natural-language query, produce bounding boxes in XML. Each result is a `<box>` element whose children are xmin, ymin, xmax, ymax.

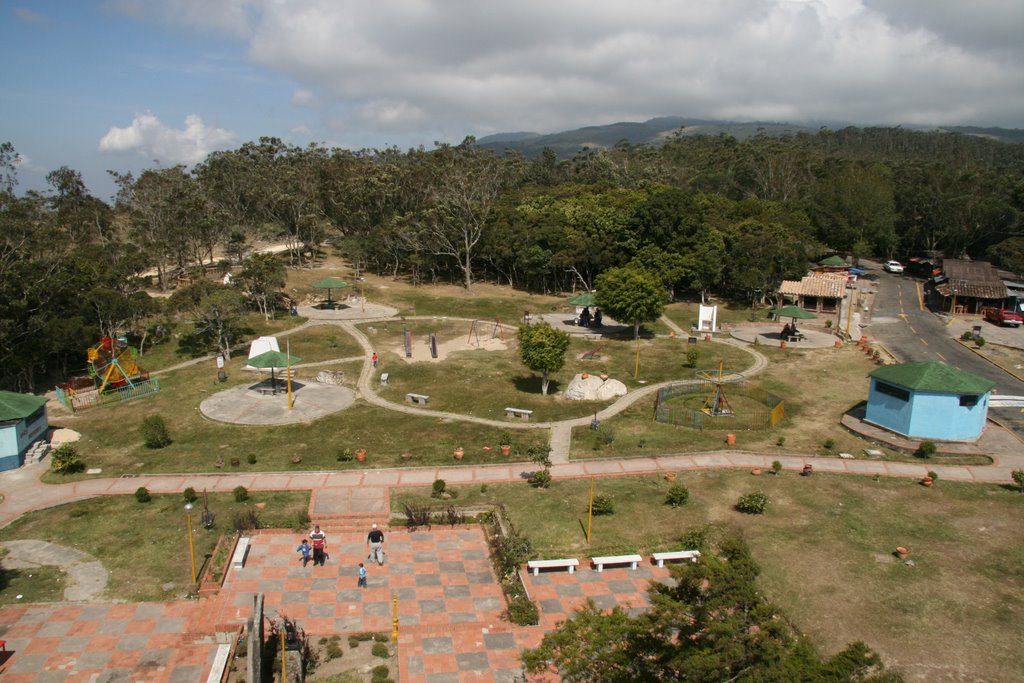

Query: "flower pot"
<box><xmin>921</xmin><ymin>476</ymin><xmax>933</xmax><ymax>487</ymax></box>
<box><xmin>751</xmin><ymin>468</ymin><xmax>762</xmax><ymax>476</ymax></box>
<box><xmin>401</xmin><ymin>451</ymin><xmax>413</xmax><ymax>460</ymax></box>
<box><xmin>581</xmin><ymin>373</ymin><xmax>589</xmax><ymax>379</ymax></box>
<box><xmin>291</xmin><ymin>455</ymin><xmax>302</xmax><ymax>464</ymax></box>
<box><xmin>726</xmin><ymin>434</ymin><xmax>736</xmax><ymax>446</ymax></box>
<box><xmin>355</xmin><ymin>449</ymin><xmax>367</xmax><ymax>462</ymax></box>
<box><xmin>500</xmin><ymin>445</ymin><xmax>511</xmax><ymax>456</ymax></box>
<box><xmin>453</xmin><ymin>447</ymin><xmax>464</xmax><ymax>460</ymax></box>
<box><xmin>664</xmin><ymin>472</ymin><xmax>677</xmax><ymax>482</ymax></box>
<box><xmin>599</xmin><ymin>373</ymin><xmax>609</xmax><ymax>380</ymax></box>
<box><xmin>895</xmin><ymin>546</ymin><xmax>910</xmax><ymax>560</ymax></box>
<box><xmin>779</xmin><ymin>341</ymin><xmax>787</xmax><ymax>349</ymax></box>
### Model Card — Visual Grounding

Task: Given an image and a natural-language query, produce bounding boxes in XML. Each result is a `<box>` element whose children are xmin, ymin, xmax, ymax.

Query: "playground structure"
<box><xmin>654</xmin><ymin>376</ymin><xmax>784</xmax><ymax>431</ymax></box>
<box><xmin>56</xmin><ymin>336</ymin><xmax>160</xmax><ymax>412</ymax></box>
<box><xmin>467</xmin><ymin>318</ymin><xmax>503</xmax><ymax>346</ymax></box>
<box><xmin>699</xmin><ymin>361</ymin><xmax>734</xmax><ymax>417</ymax></box>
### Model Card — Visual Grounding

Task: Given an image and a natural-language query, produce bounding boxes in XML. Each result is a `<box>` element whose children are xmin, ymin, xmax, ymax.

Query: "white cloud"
<box><xmin>14</xmin><ymin>7</ymin><xmax>48</xmax><ymax>24</ymax></box>
<box><xmin>98</xmin><ymin>112</ymin><xmax>237</xmax><ymax>164</ymax></box>
<box><xmin>120</xmin><ymin>0</ymin><xmax>1024</xmax><ymax>138</ymax></box>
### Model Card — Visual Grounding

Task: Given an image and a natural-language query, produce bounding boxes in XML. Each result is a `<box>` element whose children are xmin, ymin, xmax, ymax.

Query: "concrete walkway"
<box><xmin>0</xmin><ymin>539</ymin><xmax>107</xmax><ymax>601</ymax></box>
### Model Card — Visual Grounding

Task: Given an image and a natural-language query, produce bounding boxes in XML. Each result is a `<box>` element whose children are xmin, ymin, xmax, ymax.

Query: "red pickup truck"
<box><xmin>983</xmin><ymin>307</ymin><xmax>1023</xmax><ymax>327</ymax></box>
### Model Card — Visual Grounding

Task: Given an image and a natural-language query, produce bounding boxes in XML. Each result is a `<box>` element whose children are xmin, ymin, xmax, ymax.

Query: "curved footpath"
<box><xmin>0</xmin><ymin>314</ymin><xmax>1018</xmax><ymax>530</ymax></box>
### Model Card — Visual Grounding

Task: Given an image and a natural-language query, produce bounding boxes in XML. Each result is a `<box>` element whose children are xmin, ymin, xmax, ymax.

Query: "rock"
<box><xmin>315</xmin><ymin>370</ymin><xmax>346</xmax><ymax>385</ymax></box>
<box><xmin>50</xmin><ymin>428</ymin><xmax>81</xmax><ymax>447</ymax></box>
<box><xmin>565</xmin><ymin>374</ymin><xmax>606</xmax><ymax>400</ymax></box>
<box><xmin>595</xmin><ymin>379</ymin><xmax>627</xmax><ymax>400</ymax></box>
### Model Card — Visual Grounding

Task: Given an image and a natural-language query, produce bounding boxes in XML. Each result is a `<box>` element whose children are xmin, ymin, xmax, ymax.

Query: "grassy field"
<box><xmin>392</xmin><ymin>471</ymin><xmax>1024</xmax><ymax>682</ymax></box>
<box><xmin>0</xmin><ymin>491</ymin><xmax>310</xmax><ymax>603</ymax></box>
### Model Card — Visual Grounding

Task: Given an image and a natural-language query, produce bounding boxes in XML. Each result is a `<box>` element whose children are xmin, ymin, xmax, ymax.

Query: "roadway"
<box><xmin>865</xmin><ymin>264</ymin><xmax>1024</xmax><ymax>435</ymax></box>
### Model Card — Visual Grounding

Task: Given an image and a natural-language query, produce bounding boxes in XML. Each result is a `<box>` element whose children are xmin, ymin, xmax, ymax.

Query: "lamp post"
<box><xmin>184</xmin><ymin>502</ymin><xmax>197</xmax><ymax>584</ymax></box>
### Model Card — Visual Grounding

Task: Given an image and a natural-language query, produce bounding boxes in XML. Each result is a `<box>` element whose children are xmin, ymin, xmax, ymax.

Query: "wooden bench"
<box><xmin>380</xmin><ymin>372</ymin><xmax>389</xmax><ymax>385</ymax></box>
<box><xmin>232</xmin><ymin>536</ymin><xmax>252</xmax><ymax>570</ymax></box>
<box><xmin>591</xmin><ymin>554</ymin><xmax>643</xmax><ymax>572</ymax></box>
<box><xmin>505</xmin><ymin>407</ymin><xmax>533</xmax><ymax>420</ymax></box>
<box><xmin>652</xmin><ymin>549</ymin><xmax>701</xmax><ymax>567</ymax></box>
<box><xmin>406</xmin><ymin>392</ymin><xmax>429</xmax><ymax>405</ymax></box>
<box><xmin>527</xmin><ymin>558</ymin><xmax>579</xmax><ymax>575</ymax></box>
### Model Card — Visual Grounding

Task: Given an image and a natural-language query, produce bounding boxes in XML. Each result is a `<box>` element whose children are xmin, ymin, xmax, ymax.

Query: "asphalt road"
<box><xmin>866</xmin><ymin>265</ymin><xmax>1024</xmax><ymax>435</ymax></box>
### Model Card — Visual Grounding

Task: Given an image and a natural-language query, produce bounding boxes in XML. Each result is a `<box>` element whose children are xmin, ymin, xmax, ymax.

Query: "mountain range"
<box><xmin>475</xmin><ymin>116</ymin><xmax>1024</xmax><ymax>158</ymax></box>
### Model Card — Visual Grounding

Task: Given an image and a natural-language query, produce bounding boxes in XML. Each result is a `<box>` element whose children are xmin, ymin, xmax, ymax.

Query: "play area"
<box><xmin>55</xmin><ymin>336</ymin><xmax>161</xmax><ymax>411</ymax></box>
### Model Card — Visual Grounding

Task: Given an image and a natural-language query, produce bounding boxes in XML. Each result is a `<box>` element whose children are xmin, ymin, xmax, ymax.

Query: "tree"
<box><xmin>518</xmin><ymin>322</ymin><xmax>570</xmax><ymax>396</ymax></box>
<box><xmin>1012</xmin><ymin>469</ymin><xmax>1024</xmax><ymax>493</ymax></box>
<box><xmin>595</xmin><ymin>266</ymin><xmax>665</xmax><ymax>339</ymax></box>
<box><xmin>177</xmin><ymin>286</ymin><xmax>248</xmax><ymax>360</ymax></box>
<box><xmin>237</xmin><ymin>252</ymin><xmax>286</xmax><ymax>320</ymax></box>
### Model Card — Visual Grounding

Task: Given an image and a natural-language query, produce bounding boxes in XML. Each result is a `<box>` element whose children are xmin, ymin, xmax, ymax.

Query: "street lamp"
<box><xmin>184</xmin><ymin>502</ymin><xmax>197</xmax><ymax>584</ymax></box>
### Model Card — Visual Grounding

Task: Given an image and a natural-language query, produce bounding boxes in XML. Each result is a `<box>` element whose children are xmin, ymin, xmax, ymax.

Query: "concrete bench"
<box><xmin>505</xmin><ymin>407</ymin><xmax>533</xmax><ymax>420</ymax></box>
<box><xmin>232</xmin><ymin>536</ymin><xmax>252</xmax><ymax>570</ymax></box>
<box><xmin>591</xmin><ymin>554</ymin><xmax>643</xmax><ymax>572</ymax></box>
<box><xmin>527</xmin><ymin>558</ymin><xmax>579</xmax><ymax>576</ymax></box>
<box><xmin>406</xmin><ymin>392</ymin><xmax>429</xmax><ymax>405</ymax></box>
<box><xmin>652</xmin><ymin>549</ymin><xmax>701</xmax><ymax>567</ymax></box>
<box><xmin>380</xmin><ymin>372</ymin><xmax>389</xmax><ymax>385</ymax></box>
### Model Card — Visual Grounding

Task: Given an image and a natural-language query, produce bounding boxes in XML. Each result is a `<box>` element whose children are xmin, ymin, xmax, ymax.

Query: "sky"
<box><xmin>3</xmin><ymin>0</ymin><xmax>1023</xmax><ymax>201</ymax></box>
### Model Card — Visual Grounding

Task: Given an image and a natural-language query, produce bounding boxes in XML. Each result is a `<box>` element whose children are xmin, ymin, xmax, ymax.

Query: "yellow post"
<box><xmin>185</xmin><ymin>509</ymin><xmax>197</xmax><ymax>584</ymax></box>
<box><xmin>391</xmin><ymin>591</ymin><xmax>399</xmax><ymax>643</ymax></box>
<box><xmin>634</xmin><ymin>335</ymin><xmax>640</xmax><ymax>378</ymax></box>
<box><xmin>586</xmin><ymin>477</ymin><xmax>595</xmax><ymax>544</ymax></box>
<box><xmin>281</xmin><ymin>628</ymin><xmax>286</xmax><ymax>681</ymax></box>
<box><xmin>361</xmin><ymin>282</ymin><xmax>365</xmax><ymax>312</ymax></box>
<box><xmin>286</xmin><ymin>339</ymin><xmax>293</xmax><ymax>411</ymax></box>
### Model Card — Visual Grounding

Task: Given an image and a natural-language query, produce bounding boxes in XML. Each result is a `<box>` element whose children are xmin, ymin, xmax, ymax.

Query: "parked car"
<box><xmin>883</xmin><ymin>260</ymin><xmax>904</xmax><ymax>273</ymax></box>
<box><xmin>983</xmin><ymin>307</ymin><xmax>1023</xmax><ymax>328</ymax></box>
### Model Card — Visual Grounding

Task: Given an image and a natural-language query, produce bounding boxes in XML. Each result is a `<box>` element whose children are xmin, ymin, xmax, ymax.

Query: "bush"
<box><xmin>402</xmin><ymin>504</ymin><xmax>432</xmax><ymax>531</ymax></box>
<box><xmin>324</xmin><ymin>636</ymin><xmax>343</xmax><ymax>660</ymax></box>
<box><xmin>771</xmin><ymin>460</ymin><xmax>783</xmax><ymax>475</ymax></box>
<box><xmin>231</xmin><ymin>508</ymin><xmax>260</xmax><ymax>532</ymax></box>
<box><xmin>591</xmin><ymin>495</ymin><xmax>615</xmax><ymax>515</ymax></box>
<box><xmin>233</xmin><ymin>486</ymin><xmax>249</xmax><ymax>502</ymax></box>
<box><xmin>823</xmin><ymin>438</ymin><xmax>836</xmax><ymax>451</ymax></box>
<box><xmin>336</xmin><ymin>448</ymin><xmax>354</xmax><ymax>462</ymax></box>
<box><xmin>493</xmin><ymin>527</ymin><xmax>533</xmax><ymax>577</ymax></box>
<box><xmin>927</xmin><ymin>471</ymin><xmax>939</xmax><ymax>482</ymax></box>
<box><xmin>961</xmin><ymin>331</ymin><xmax>974</xmax><ymax>341</ymax></box>
<box><xmin>685</xmin><ymin>347</ymin><xmax>700</xmax><ymax>368</ymax></box>
<box><xmin>528</xmin><ymin>470</ymin><xmax>551</xmax><ymax>488</ymax></box>
<box><xmin>443</xmin><ymin>505</ymin><xmax>465</xmax><ymax>526</ymax></box>
<box><xmin>135</xmin><ymin>486</ymin><xmax>152</xmax><ymax>503</ymax></box>
<box><xmin>371</xmin><ymin>632</ymin><xmax>389</xmax><ymax>643</ymax></box>
<box><xmin>372</xmin><ymin>664</ymin><xmax>391</xmax><ymax>681</ymax></box>
<box><xmin>371</xmin><ymin>642</ymin><xmax>389</xmax><ymax>659</ymax></box>
<box><xmin>506</xmin><ymin>593</ymin><xmax>540</xmax><ymax>626</ymax></box>
<box><xmin>915</xmin><ymin>441</ymin><xmax>937</xmax><ymax>458</ymax></box>
<box><xmin>776</xmin><ymin>436</ymin><xmax>786</xmax><ymax>447</ymax></box>
<box><xmin>140</xmin><ymin>414</ymin><xmax>171</xmax><ymax>449</ymax></box>
<box><xmin>50</xmin><ymin>443</ymin><xmax>84</xmax><ymax>474</ymax></box>
<box><xmin>246</xmin><ymin>453</ymin><xmax>257</xmax><ymax>465</ymax></box>
<box><xmin>1013</xmin><ymin>469</ymin><xmax>1024</xmax><ymax>493</ymax></box>
<box><xmin>665</xmin><ymin>484</ymin><xmax>690</xmax><ymax>508</ymax></box>
<box><xmin>975</xmin><ymin>336</ymin><xmax>986</xmax><ymax>347</ymax></box>
<box><xmin>431</xmin><ymin>479</ymin><xmax>446</xmax><ymax>497</ymax></box>
<box><xmin>182</xmin><ymin>487</ymin><xmax>198</xmax><ymax>504</ymax></box>
<box><xmin>736</xmin><ymin>491</ymin><xmax>770</xmax><ymax>514</ymax></box>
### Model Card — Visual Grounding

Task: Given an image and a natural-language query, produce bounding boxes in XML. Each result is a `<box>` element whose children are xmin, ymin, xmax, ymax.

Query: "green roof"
<box><xmin>870</xmin><ymin>361</ymin><xmax>995</xmax><ymax>395</ymax></box>
<box><xmin>0</xmin><ymin>391</ymin><xmax>48</xmax><ymax>422</ymax></box>
<box><xmin>818</xmin><ymin>255</ymin><xmax>847</xmax><ymax>267</ymax></box>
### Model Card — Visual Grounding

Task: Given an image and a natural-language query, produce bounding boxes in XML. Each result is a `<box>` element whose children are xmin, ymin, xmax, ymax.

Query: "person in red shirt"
<box><xmin>309</xmin><ymin>525</ymin><xmax>327</xmax><ymax>566</ymax></box>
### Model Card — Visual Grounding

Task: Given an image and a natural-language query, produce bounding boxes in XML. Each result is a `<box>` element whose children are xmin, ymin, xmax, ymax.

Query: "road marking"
<box><xmin>937</xmin><ymin>352</ymin><xmax>947</xmax><ymax>361</ymax></box>
<box><xmin>908</xmin><ymin>325</ymin><xmax>916</xmax><ymax>333</ymax></box>
<box><xmin>920</xmin><ymin>338</ymin><xmax>928</xmax><ymax>346</ymax></box>
<box><xmin>916</xmin><ymin>282</ymin><xmax>924</xmax><ymax>310</ymax></box>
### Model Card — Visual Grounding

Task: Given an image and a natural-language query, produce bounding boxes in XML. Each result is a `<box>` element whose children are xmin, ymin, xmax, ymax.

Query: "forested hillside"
<box><xmin>1</xmin><ymin>128</ymin><xmax>1022</xmax><ymax>391</ymax></box>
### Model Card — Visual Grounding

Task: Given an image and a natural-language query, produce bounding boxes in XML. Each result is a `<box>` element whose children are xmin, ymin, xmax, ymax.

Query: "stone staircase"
<box><xmin>23</xmin><ymin>439</ymin><xmax>50</xmax><ymax>464</ymax></box>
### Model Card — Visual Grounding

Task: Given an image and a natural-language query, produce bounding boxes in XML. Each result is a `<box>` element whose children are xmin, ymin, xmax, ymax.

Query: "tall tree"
<box><xmin>237</xmin><ymin>252</ymin><xmax>286</xmax><ymax>320</ymax></box>
<box><xmin>595</xmin><ymin>266</ymin><xmax>666</xmax><ymax>340</ymax></box>
<box><xmin>518</xmin><ymin>322</ymin><xmax>571</xmax><ymax>396</ymax></box>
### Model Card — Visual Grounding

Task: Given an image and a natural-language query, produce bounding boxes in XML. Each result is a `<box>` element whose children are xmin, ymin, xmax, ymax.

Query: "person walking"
<box><xmin>296</xmin><ymin>539</ymin><xmax>312</xmax><ymax>567</ymax></box>
<box><xmin>309</xmin><ymin>525</ymin><xmax>327</xmax><ymax>566</ymax></box>
<box><xmin>357</xmin><ymin>562</ymin><xmax>367</xmax><ymax>588</ymax></box>
<box><xmin>372</xmin><ymin>352</ymin><xmax>378</xmax><ymax>368</ymax></box>
<box><xmin>366</xmin><ymin>523</ymin><xmax>385</xmax><ymax>565</ymax></box>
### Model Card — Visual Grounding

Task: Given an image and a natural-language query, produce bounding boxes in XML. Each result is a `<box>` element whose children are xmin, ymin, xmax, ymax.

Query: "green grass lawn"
<box><xmin>392</xmin><ymin>471</ymin><xmax>1024</xmax><ymax>682</ymax></box>
<box><xmin>0</xmin><ymin>491</ymin><xmax>310</xmax><ymax>603</ymax></box>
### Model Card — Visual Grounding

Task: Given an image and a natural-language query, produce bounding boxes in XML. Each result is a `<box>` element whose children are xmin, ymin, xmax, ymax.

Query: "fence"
<box><xmin>56</xmin><ymin>377</ymin><xmax>161</xmax><ymax>412</ymax></box>
<box><xmin>654</xmin><ymin>381</ymin><xmax>784</xmax><ymax>430</ymax></box>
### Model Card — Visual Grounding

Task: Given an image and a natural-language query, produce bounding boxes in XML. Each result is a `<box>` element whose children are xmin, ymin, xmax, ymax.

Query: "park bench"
<box><xmin>591</xmin><ymin>554</ymin><xmax>643</xmax><ymax>572</ymax></box>
<box><xmin>651</xmin><ymin>549</ymin><xmax>701</xmax><ymax>567</ymax></box>
<box><xmin>581</xmin><ymin>346</ymin><xmax>603</xmax><ymax>360</ymax></box>
<box><xmin>505</xmin><ymin>407</ymin><xmax>533</xmax><ymax>420</ymax></box>
<box><xmin>232</xmin><ymin>536</ymin><xmax>252</xmax><ymax>570</ymax></box>
<box><xmin>380</xmin><ymin>372</ymin><xmax>389</xmax><ymax>385</ymax></box>
<box><xmin>584</xmin><ymin>333</ymin><xmax>602</xmax><ymax>341</ymax></box>
<box><xmin>527</xmin><ymin>558</ymin><xmax>579</xmax><ymax>575</ymax></box>
<box><xmin>406</xmin><ymin>392</ymin><xmax>429</xmax><ymax>405</ymax></box>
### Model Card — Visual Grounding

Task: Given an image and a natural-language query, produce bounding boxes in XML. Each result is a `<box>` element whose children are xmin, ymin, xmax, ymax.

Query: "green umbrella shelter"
<box><xmin>769</xmin><ymin>305</ymin><xmax>818</xmax><ymax>322</ymax></box>
<box><xmin>567</xmin><ymin>292</ymin><xmax>597</xmax><ymax>307</ymax></box>
<box><xmin>247</xmin><ymin>350</ymin><xmax>302</xmax><ymax>393</ymax></box>
<box><xmin>310</xmin><ymin>277</ymin><xmax>351</xmax><ymax>308</ymax></box>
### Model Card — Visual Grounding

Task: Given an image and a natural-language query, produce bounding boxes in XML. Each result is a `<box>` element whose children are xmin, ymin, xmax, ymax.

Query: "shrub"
<box><xmin>927</xmin><ymin>471</ymin><xmax>939</xmax><ymax>482</ymax></box>
<box><xmin>402</xmin><ymin>504</ymin><xmax>432</xmax><ymax>531</ymax></box>
<box><xmin>961</xmin><ymin>331</ymin><xmax>974</xmax><ymax>341</ymax></box>
<box><xmin>233</xmin><ymin>486</ymin><xmax>249</xmax><ymax>502</ymax></box>
<box><xmin>824</xmin><ymin>319</ymin><xmax>833</xmax><ymax>329</ymax></box>
<box><xmin>336</xmin><ymin>449</ymin><xmax>354</xmax><ymax>462</ymax></box>
<box><xmin>431</xmin><ymin>479</ymin><xmax>446</xmax><ymax>497</ymax></box>
<box><xmin>528</xmin><ymin>470</ymin><xmax>551</xmax><ymax>488</ymax></box>
<box><xmin>506</xmin><ymin>593</ymin><xmax>540</xmax><ymax>626</ymax></box>
<box><xmin>527</xmin><ymin>445</ymin><xmax>552</xmax><ymax>468</ymax></box>
<box><xmin>246</xmin><ymin>453</ymin><xmax>257</xmax><ymax>464</ymax></box>
<box><xmin>231</xmin><ymin>508</ymin><xmax>260</xmax><ymax>532</ymax></box>
<box><xmin>679</xmin><ymin>525</ymin><xmax>711</xmax><ymax>551</ymax></box>
<box><xmin>771</xmin><ymin>460</ymin><xmax>783</xmax><ymax>475</ymax></box>
<box><xmin>591</xmin><ymin>495</ymin><xmax>615</xmax><ymax>515</ymax></box>
<box><xmin>975</xmin><ymin>336</ymin><xmax>986</xmax><ymax>347</ymax></box>
<box><xmin>324</xmin><ymin>637</ymin><xmax>343</xmax><ymax>660</ymax></box>
<box><xmin>140</xmin><ymin>415</ymin><xmax>171</xmax><ymax>449</ymax></box>
<box><xmin>498</xmin><ymin>431</ymin><xmax>513</xmax><ymax>446</ymax></box>
<box><xmin>823</xmin><ymin>438</ymin><xmax>836</xmax><ymax>451</ymax></box>
<box><xmin>135</xmin><ymin>486</ymin><xmax>152</xmax><ymax>503</ymax></box>
<box><xmin>915</xmin><ymin>441</ymin><xmax>937</xmax><ymax>458</ymax></box>
<box><xmin>372</xmin><ymin>664</ymin><xmax>391</xmax><ymax>681</ymax></box>
<box><xmin>50</xmin><ymin>443</ymin><xmax>84</xmax><ymax>474</ymax></box>
<box><xmin>776</xmin><ymin>436</ymin><xmax>786</xmax><ymax>447</ymax></box>
<box><xmin>736</xmin><ymin>491</ymin><xmax>770</xmax><ymax>514</ymax></box>
<box><xmin>480</xmin><ymin>483</ymin><xmax>489</xmax><ymax>493</ymax></box>
<box><xmin>443</xmin><ymin>505</ymin><xmax>466</xmax><ymax>526</ymax></box>
<box><xmin>1013</xmin><ymin>469</ymin><xmax>1024</xmax><ymax>493</ymax></box>
<box><xmin>182</xmin><ymin>487</ymin><xmax>198</xmax><ymax>504</ymax></box>
<box><xmin>685</xmin><ymin>347</ymin><xmax>700</xmax><ymax>368</ymax></box>
<box><xmin>371</xmin><ymin>642</ymin><xmax>389</xmax><ymax>658</ymax></box>
<box><xmin>665</xmin><ymin>484</ymin><xmax>690</xmax><ymax>508</ymax></box>
<box><xmin>371</xmin><ymin>632</ymin><xmax>389</xmax><ymax>643</ymax></box>
<box><xmin>493</xmin><ymin>527</ymin><xmax>533</xmax><ymax>577</ymax></box>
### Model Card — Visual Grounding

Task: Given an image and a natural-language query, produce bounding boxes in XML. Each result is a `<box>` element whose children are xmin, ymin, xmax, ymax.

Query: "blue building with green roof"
<box><xmin>0</xmin><ymin>391</ymin><xmax>50</xmax><ymax>471</ymax></box>
<box><xmin>865</xmin><ymin>361</ymin><xmax>994</xmax><ymax>440</ymax></box>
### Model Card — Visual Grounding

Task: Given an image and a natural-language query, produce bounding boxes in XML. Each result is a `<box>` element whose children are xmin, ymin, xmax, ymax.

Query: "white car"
<box><xmin>883</xmin><ymin>260</ymin><xmax>904</xmax><ymax>273</ymax></box>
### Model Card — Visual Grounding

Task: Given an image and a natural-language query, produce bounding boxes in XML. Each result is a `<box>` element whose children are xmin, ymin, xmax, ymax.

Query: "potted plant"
<box><xmin>355</xmin><ymin>448</ymin><xmax>367</xmax><ymax>462</ymax></box>
<box><xmin>291</xmin><ymin>455</ymin><xmax>302</xmax><ymax>464</ymax></box>
<box><xmin>401</xmin><ymin>451</ymin><xmax>413</xmax><ymax>461</ymax></box>
<box><xmin>453</xmin><ymin>446</ymin><xmax>465</xmax><ymax>460</ymax></box>
<box><xmin>895</xmin><ymin>546</ymin><xmax>910</xmax><ymax>560</ymax></box>
<box><xmin>498</xmin><ymin>431</ymin><xmax>512</xmax><ymax>457</ymax></box>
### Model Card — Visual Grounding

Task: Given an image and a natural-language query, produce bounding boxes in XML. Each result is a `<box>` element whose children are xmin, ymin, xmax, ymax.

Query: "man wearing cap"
<box><xmin>366</xmin><ymin>523</ymin><xmax>385</xmax><ymax>565</ymax></box>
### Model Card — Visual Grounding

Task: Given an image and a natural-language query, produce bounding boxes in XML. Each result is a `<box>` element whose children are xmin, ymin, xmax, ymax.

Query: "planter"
<box><xmin>664</xmin><ymin>472</ymin><xmax>677</xmax><ymax>482</ymax></box>
<box><xmin>779</xmin><ymin>341</ymin><xmax>787</xmax><ymax>349</ymax></box>
<box><xmin>453</xmin><ymin>447</ymin><xmax>465</xmax><ymax>460</ymax></box>
<box><xmin>751</xmin><ymin>468</ymin><xmax>762</xmax><ymax>476</ymax></box>
<box><xmin>229</xmin><ymin>457</ymin><xmax>240</xmax><ymax>467</ymax></box>
<box><xmin>500</xmin><ymin>445</ymin><xmax>511</xmax><ymax>456</ymax></box>
<box><xmin>726</xmin><ymin>434</ymin><xmax>736</xmax><ymax>446</ymax></box>
<box><xmin>599</xmin><ymin>373</ymin><xmax>609</xmax><ymax>380</ymax></box>
<box><xmin>921</xmin><ymin>476</ymin><xmax>933</xmax><ymax>487</ymax></box>
<box><xmin>895</xmin><ymin>546</ymin><xmax>910</xmax><ymax>561</ymax></box>
<box><xmin>401</xmin><ymin>451</ymin><xmax>413</xmax><ymax>461</ymax></box>
<box><xmin>355</xmin><ymin>449</ymin><xmax>367</xmax><ymax>462</ymax></box>
<box><xmin>291</xmin><ymin>455</ymin><xmax>302</xmax><ymax>464</ymax></box>
<box><xmin>581</xmin><ymin>373</ymin><xmax>590</xmax><ymax>379</ymax></box>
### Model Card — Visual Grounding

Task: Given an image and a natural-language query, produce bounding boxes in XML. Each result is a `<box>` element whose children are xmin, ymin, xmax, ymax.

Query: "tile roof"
<box><xmin>779</xmin><ymin>275</ymin><xmax>845</xmax><ymax>299</ymax></box>
<box><xmin>940</xmin><ymin>259</ymin><xmax>1007</xmax><ymax>300</ymax></box>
